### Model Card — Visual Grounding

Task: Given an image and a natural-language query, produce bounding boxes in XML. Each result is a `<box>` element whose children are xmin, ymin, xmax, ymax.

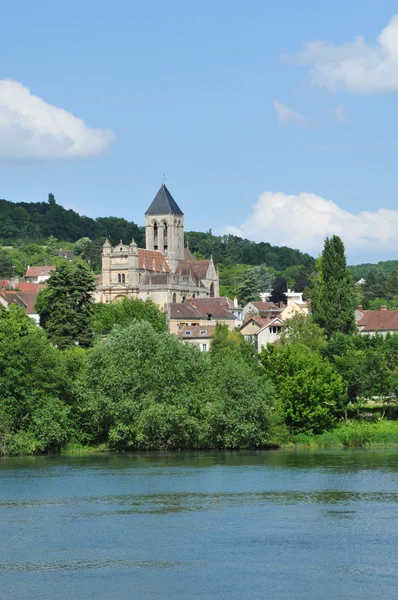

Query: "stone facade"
<box><xmin>94</xmin><ymin>184</ymin><xmax>220</xmax><ymax>309</ymax></box>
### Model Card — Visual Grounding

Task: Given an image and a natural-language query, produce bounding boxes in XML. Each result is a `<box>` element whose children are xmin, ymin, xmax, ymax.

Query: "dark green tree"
<box><xmin>91</xmin><ymin>297</ymin><xmax>167</xmax><ymax>335</ymax></box>
<box><xmin>46</xmin><ymin>235</ymin><xmax>58</xmax><ymax>257</ymax></box>
<box><xmin>0</xmin><ymin>248</ymin><xmax>13</xmax><ymax>278</ymax></box>
<box><xmin>310</xmin><ymin>236</ymin><xmax>356</xmax><ymax>338</ymax></box>
<box><xmin>36</xmin><ymin>261</ymin><xmax>96</xmax><ymax>349</ymax></box>
<box><xmin>48</xmin><ymin>193</ymin><xmax>56</xmax><ymax>205</ymax></box>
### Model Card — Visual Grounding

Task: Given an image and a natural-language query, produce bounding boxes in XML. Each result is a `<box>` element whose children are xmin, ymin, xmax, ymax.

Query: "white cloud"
<box><xmin>0</xmin><ymin>79</ymin><xmax>114</xmax><ymax>159</ymax></box>
<box><xmin>290</xmin><ymin>13</ymin><xmax>398</xmax><ymax>93</ymax></box>
<box><xmin>273</xmin><ymin>100</ymin><xmax>316</xmax><ymax>127</ymax></box>
<box><xmin>328</xmin><ymin>103</ymin><xmax>348</xmax><ymax>123</ymax></box>
<box><xmin>221</xmin><ymin>191</ymin><xmax>398</xmax><ymax>256</ymax></box>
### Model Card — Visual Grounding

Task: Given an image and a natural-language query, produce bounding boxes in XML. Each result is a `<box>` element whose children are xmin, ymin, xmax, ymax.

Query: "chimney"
<box><xmin>233</xmin><ymin>296</ymin><xmax>238</xmax><ymax>308</ymax></box>
<box><xmin>380</xmin><ymin>305</ymin><xmax>388</xmax><ymax>311</ymax></box>
<box><xmin>358</xmin><ymin>305</ymin><xmax>363</xmax><ymax>312</ymax></box>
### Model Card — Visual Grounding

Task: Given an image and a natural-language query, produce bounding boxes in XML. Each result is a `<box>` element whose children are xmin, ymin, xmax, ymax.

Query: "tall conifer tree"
<box><xmin>310</xmin><ymin>235</ymin><xmax>356</xmax><ymax>339</ymax></box>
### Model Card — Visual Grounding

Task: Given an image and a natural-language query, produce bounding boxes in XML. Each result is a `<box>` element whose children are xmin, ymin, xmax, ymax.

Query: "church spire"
<box><xmin>145</xmin><ymin>184</ymin><xmax>184</xmax><ymax>216</ymax></box>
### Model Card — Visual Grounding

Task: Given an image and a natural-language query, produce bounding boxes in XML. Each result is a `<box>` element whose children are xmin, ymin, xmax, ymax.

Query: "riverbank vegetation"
<box><xmin>2</xmin><ymin>234</ymin><xmax>398</xmax><ymax>456</ymax></box>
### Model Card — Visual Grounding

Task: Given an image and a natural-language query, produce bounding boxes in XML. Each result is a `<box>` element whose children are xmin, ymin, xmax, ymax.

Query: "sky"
<box><xmin>1</xmin><ymin>0</ymin><xmax>398</xmax><ymax>264</ymax></box>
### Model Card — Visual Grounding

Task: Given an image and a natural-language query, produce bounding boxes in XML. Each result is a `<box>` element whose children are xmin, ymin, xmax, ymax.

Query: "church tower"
<box><xmin>145</xmin><ymin>184</ymin><xmax>184</xmax><ymax>272</ymax></box>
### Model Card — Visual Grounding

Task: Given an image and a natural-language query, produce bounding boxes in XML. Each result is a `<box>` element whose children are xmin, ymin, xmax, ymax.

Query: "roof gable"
<box><xmin>145</xmin><ymin>184</ymin><xmax>184</xmax><ymax>216</ymax></box>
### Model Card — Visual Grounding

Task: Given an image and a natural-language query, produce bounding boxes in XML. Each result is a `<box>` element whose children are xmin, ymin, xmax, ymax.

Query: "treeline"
<box><xmin>356</xmin><ymin>269</ymin><xmax>398</xmax><ymax>309</ymax></box>
<box><xmin>0</xmin><ymin>194</ymin><xmax>144</xmax><ymax>246</ymax></box>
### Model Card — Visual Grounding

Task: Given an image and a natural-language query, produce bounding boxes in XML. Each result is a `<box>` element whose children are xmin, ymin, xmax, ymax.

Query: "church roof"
<box><xmin>138</xmin><ymin>249</ymin><xmax>171</xmax><ymax>273</ymax></box>
<box><xmin>145</xmin><ymin>184</ymin><xmax>184</xmax><ymax>216</ymax></box>
<box><xmin>175</xmin><ymin>260</ymin><xmax>211</xmax><ymax>280</ymax></box>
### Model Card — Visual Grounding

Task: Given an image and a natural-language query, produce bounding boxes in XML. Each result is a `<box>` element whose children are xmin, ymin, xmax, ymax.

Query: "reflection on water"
<box><xmin>1</xmin><ymin>449</ymin><xmax>398</xmax><ymax>599</ymax></box>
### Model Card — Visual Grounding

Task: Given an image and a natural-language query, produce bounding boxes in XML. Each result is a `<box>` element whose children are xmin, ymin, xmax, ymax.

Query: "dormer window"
<box><xmin>184</xmin><ymin>331</ymin><xmax>192</xmax><ymax>336</ymax></box>
<box><xmin>200</xmin><ymin>330</ymin><xmax>206</xmax><ymax>335</ymax></box>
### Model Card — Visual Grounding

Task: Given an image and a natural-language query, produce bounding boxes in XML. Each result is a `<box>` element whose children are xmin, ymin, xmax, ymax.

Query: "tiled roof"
<box><xmin>184</xmin><ymin>298</ymin><xmax>236</xmax><ymax>320</ymax></box>
<box><xmin>184</xmin><ymin>247</ymin><xmax>197</xmax><ymax>261</ymax></box>
<box><xmin>0</xmin><ymin>290</ymin><xmax>39</xmax><ymax>314</ymax></box>
<box><xmin>24</xmin><ymin>266</ymin><xmax>55</xmax><ymax>278</ymax></box>
<box><xmin>175</xmin><ymin>260</ymin><xmax>210</xmax><ymax>281</ymax></box>
<box><xmin>138</xmin><ymin>249</ymin><xmax>171</xmax><ymax>273</ymax></box>
<box><xmin>145</xmin><ymin>184</ymin><xmax>184</xmax><ymax>215</ymax></box>
<box><xmin>241</xmin><ymin>316</ymin><xmax>272</xmax><ymax>330</ymax></box>
<box><xmin>250</xmin><ymin>301</ymin><xmax>279</xmax><ymax>310</ymax></box>
<box><xmin>177</xmin><ymin>325</ymin><xmax>217</xmax><ymax>339</ymax></box>
<box><xmin>170</xmin><ymin>303</ymin><xmax>202</xmax><ymax>320</ymax></box>
<box><xmin>357</xmin><ymin>309</ymin><xmax>398</xmax><ymax>332</ymax></box>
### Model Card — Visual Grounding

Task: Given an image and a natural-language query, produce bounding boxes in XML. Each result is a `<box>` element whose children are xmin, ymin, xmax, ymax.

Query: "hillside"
<box><xmin>348</xmin><ymin>260</ymin><xmax>398</xmax><ymax>281</ymax></box>
<box><xmin>0</xmin><ymin>195</ymin><xmax>316</xmax><ymax>276</ymax></box>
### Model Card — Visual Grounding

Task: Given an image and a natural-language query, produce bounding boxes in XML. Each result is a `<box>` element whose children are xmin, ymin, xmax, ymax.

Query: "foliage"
<box><xmin>310</xmin><ymin>236</ymin><xmax>356</xmax><ymax>338</ymax></box>
<box><xmin>0</xmin><ymin>306</ymin><xmax>70</xmax><ymax>454</ymax></box>
<box><xmin>261</xmin><ymin>343</ymin><xmax>344</xmax><ymax>434</ymax></box>
<box><xmin>236</xmin><ymin>264</ymin><xmax>274</xmax><ymax>304</ymax></box>
<box><xmin>74</xmin><ymin>237</ymin><xmax>92</xmax><ymax>257</ymax></box>
<box><xmin>210</xmin><ymin>323</ymin><xmax>257</xmax><ymax>363</ymax></box>
<box><xmin>280</xmin><ymin>313</ymin><xmax>328</xmax><ymax>352</ymax></box>
<box><xmin>36</xmin><ymin>261</ymin><xmax>96</xmax><ymax>349</ymax></box>
<box><xmin>46</xmin><ymin>235</ymin><xmax>59</xmax><ymax>256</ymax></box>
<box><xmin>75</xmin><ymin>321</ymin><xmax>277</xmax><ymax>450</ymax></box>
<box><xmin>0</xmin><ymin>247</ymin><xmax>14</xmax><ymax>278</ymax></box>
<box><xmin>91</xmin><ymin>297</ymin><xmax>167</xmax><ymax>335</ymax></box>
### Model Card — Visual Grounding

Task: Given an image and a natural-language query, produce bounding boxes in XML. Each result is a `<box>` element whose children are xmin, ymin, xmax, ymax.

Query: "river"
<box><xmin>1</xmin><ymin>450</ymin><xmax>397</xmax><ymax>599</ymax></box>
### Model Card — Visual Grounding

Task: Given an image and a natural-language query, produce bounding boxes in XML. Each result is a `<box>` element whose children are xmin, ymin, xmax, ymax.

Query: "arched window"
<box><xmin>192</xmin><ymin>293</ymin><xmax>196</xmax><ymax>298</ymax></box>
<box><xmin>122</xmin><ymin>273</ymin><xmax>126</xmax><ymax>284</ymax></box>
<box><xmin>172</xmin><ymin>293</ymin><xmax>177</xmax><ymax>303</ymax></box>
<box><xmin>182</xmin><ymin>296</ymin><xmax>186</xmax><ymax>303</ymax></box>
<box><xmin>210</xmin><ymin>283</ymin><xmax>215</xmax><ymax>297</ymax></box>
<box><xmin>163</xmin><ymin>223</ymin><xmax>168</xmax><ymax>253</ymax></box>
<box><xmin>153</xmin><ymin>223</ymin><xmax>158</xmax><ymax>250</ymax></box>
<box><xmin>118</xmin><ymin>273</ymin><xmax>121</xmax><ymax>283</ymax></box>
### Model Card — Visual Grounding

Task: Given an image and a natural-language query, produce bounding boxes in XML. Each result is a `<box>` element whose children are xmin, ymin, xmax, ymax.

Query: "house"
<box><xmin>240</xmin><ymin>315</ymin><xmax>284</xmax><ymax>351</ymax></box>
<box><xmin>280</xmin><ymin>290</ymin><xmax>309</xmax><ymax>320</ymax></box>
<box><xmin>357</xmin><ymin>306</ymin><xmax>398</xmax><ymax>337</ymax></box>
<box><xmin>169</xmin><ymin>298</ymin><xmax>237</xmax><ymax>334</ymax></box>
<box><xmin>177</xmin><ymin>324</ymin><xmax>216</xmax><ymax>352</ymax></box>
<box><xmin>59</xmin><ymin>249</ymin><xmax>74</xmax><ymax>261</ymax></box>
<box><xmin>24</xmin><ymin>266</ymin><xmax>55</xmax><ymax>283</ymax></box>
<box><xmin>94</xmin><ymin>184</ymin><xmax>220</xmax><ymax>308</ymax></box>
<box><xmin>183</xmin><ymin>296</ymin><xmax>243</xmax><ymax>327</ymax></box>
<box><xmin>242</xmin><ymin>300</ymin><xmax>283</xmax><ymax>320</ymax></box>
<box><xmin>0</xmin><ymin>290</ymin><xmax>40</xmax><ymax>323</ymax></box>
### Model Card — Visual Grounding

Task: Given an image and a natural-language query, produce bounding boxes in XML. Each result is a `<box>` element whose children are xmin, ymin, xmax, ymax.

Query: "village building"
<box><xmin>356</xmin><ymin>306</ymin><xmax>398</xmax><ymax>336</ymax></box>
<box><xmin>0</xmin><ymin>290</ymin><xmax>40</xmax><ymax>323</ymax></box>
<box><xmin>242</xmin><ymin>300</ymin><xmax>283</xmax><ymax>320</ymax></box>
<box><xmin>59</xmin><ymin>249</ymin><xmax>74</xmax><ymax>261</ymax></box>
<box><xmin>177</xmin><ymin>324</ymin><xmax>216</xmax><ymax>352</ymax></box>
<box><xmin>280</xmin><ymin>290</ymin><xmax>310</xmax><ymax>320</ymax></box>
<box><xmin>240</xmin><ymin>315</ymin><xmax>284</xmax><ymax>351</ymax></box>
<box><xmin>169</xmin><ymin>297</ymin><xmax>237</xmax><ymax>335</ymax></box>
<box><xmin>94</xmin><ymin>184</ymin><xmax>220</xmax><ymax>309</ymax></box>
<box><xmin>24</xmin><ymin>266</ymin><xmax>55</xmax><ymax>284</ymax></box>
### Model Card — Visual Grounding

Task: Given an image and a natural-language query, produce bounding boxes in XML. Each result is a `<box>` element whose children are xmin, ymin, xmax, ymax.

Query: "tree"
<box><xmin>74</xmin><ymin>237</ymin><xmax>92</xmax><ymax>258</ymax></box>
<box><xmin>270</xmin><ymin>275</ymin><xmax>288</xmax><ymax>304</ymax></box>
<box><xmin>46</xmin><ymin>235</ymin><xmax>58</xmax><ymax>257</ymax></box>
<box><xmin>36</xmin><ymin>261</ymin><xmax>96</xmax><ymax>349</ymax></box>
<box><xmin>210</xmin><ymin>323</ymin><xmax>257</xmax><ymax>363</ymax></box>
<box><xmin>261</xmin><ymin>343</ymin><xmax>344</xmax><ymax>434</ymax></box>
<box><xmin>362</xmin><ymin>270</ymin><xmax>387</xmax><ymax>307</ymax></box>
<box><xmin>236</xmin><ymin>264</ymin><xmax>273</xmax><ymax>304</ymax></box>
<box><xmin>310</xmin><ymin>236</ymin><xmax>356</xmax><ymax>339</ymax></box>
<box><xmin>48</xmin><ymin>193</ymin><xmax>56</xmax><ymax>206</ymax></box>
<box><xmin>0</xmin><ymin>305</ymin><xmax>69</xmax><ymax>454</ymax></box>
<box><xmin>0</xmin><ymin>248</ymin><xmax>13</xmax><ymax>278</ymax></box>
<box><xmin>279</xmin><ymin>313</ymin><xmax>328</xmax><ymax>353</ymax></box>
<box><xmin>91</xmin><ymin>297</ymin><xmax>167</xmax><ymax>336</ymax></box>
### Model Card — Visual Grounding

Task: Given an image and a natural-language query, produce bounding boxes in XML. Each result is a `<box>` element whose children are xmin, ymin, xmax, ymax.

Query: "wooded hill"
<box><xmin>0</xmin><ymin>194</ymin><xmax>315</xmax><ymax>273</ymax></box>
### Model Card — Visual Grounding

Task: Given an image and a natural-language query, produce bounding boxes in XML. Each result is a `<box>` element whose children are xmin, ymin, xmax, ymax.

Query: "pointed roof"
<box><xmin>145</xmin><ymin>184</ymin><xmax>184</xmax><ymax>216</ymax></box>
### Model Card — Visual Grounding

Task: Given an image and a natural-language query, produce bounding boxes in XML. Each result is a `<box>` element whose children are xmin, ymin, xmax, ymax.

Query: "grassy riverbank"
<box><xmin>291</xmin><ymin>420</ymin><xmax>398</xmax><ymax>448</ymax></box>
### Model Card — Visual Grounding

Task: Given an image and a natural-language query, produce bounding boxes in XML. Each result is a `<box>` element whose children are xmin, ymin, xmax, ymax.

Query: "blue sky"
<box><xmin>1</xmin><ymin>0</ymin><xmax>398</xmax><ymax>263</ymax></box>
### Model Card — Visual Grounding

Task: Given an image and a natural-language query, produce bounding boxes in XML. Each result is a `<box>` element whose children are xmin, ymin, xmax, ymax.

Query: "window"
<box><xmin>200</xmin><ymin>330</ymin><xmax>207</xmax><ymax>335</ymax></box>
<box><xmin>201</xmin><ymin>344</ymin><xmax>208</xmax><ymax>352</ymax></box>
<box><xmin>122</xmin><ymin>273</ymin><xmax>126</xmax><ymax>284</ymax></box>
<box><xmin>163</xmin><ymin>223</ymin><xmax>168</xmax><ymax>253</ymax></box>
<box><xmin>184</xmin><ymin>331</ymin><xmax>192</xmax><ymax>336</ymax></box>
<box><xmin>153</xmin><ymin>223</ymin><xmax>158</xmax><ymax>250</ymax></box>
<box><xmin>210</xmin><ymin>283</ymin><xmax>214</xmax><ymax>297</ymax></box>
<box><xmin>118</xmin><ymin>274</ymin><xmax>121</xmax><ymax>283</ymax></box>
<box><xmin>172</xmin><ymin>293</ymin><xmax>177</xmax><ymax>303</ymax></box>
<box><xmin>120</xmin><ymin>247</ymin><xmax>123</xmax><ymax>252</ymax></box>
<box><xmin>270</xmin><ymin>326</ymin><xmax>281</xmax><ymax>334</ymax></box>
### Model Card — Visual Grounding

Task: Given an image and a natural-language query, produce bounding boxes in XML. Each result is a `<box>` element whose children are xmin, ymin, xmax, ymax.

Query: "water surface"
<box><xmin>1</xmin><ymin>450</ymin><xmax>398</xmax><ymax>599</ymax></box>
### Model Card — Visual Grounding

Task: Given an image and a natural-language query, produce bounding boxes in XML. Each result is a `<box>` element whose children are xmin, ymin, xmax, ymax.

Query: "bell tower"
<box><xmin>145</xmin><ymin>184</ymin><xmax>184</xmax><ymax>272</ymax></box>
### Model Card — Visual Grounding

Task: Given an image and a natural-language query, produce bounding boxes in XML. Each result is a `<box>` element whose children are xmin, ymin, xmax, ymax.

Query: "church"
<box><xmin>94</xmin><ymin>184</ymin><xmax>220</xmax><ymax>308</ymax></box>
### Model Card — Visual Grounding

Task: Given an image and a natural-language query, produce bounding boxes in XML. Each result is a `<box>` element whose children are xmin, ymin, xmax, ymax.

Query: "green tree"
<box><xmin>0</xmin><ymin>305</ymin><xmax>70</xmax><ymax>454</ymax></box>
<box><xmin>46</xmin><ymin>235</ymin><xmax>58</xmax><ymax>257</ymax></box>
<box><xmin>0</xmin><ymin>248</ymin><xmax>13</xmax><ymax>278</ymax></box>
<box><xmin>48</xmin><ymin>193</ymin><xmax>56</xmax><ymax>206</ymax></box>
<box><xmin>36</xmin><ymin>261</ymin><xmax>96</xmax><ymax>349</ymax></box>
<box><xmin>210</xmin><ymin>323</ymin><xmax>257</xmax><ymax>364</ymax></box>
<box><xmin>310</xmin><ymin>236</ymin><xmax>356</xmax><ymax>339</ymax></box>
<box><xmin>74</xmin><ymin>237</ymin><xmax>92</xmax><ymax>257</ymax></box>
<box><xmin>91</xmin><ymin>297</ymin><xmax>167</xmax><ymax>335</ymax></box>
<box><xmin>279</xmin><ymin>313</ymin><xmax>328</xmax><ymax>353</ymax></box>
<box><xmin>236</xmin><ymin>264</ymin><xmax>273</xmax><ymax>304</ymax></box>
<box><xmin>261</xmin><ymin>343</ymin><xmax>344</xmax><ymax>434</ymax></box>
